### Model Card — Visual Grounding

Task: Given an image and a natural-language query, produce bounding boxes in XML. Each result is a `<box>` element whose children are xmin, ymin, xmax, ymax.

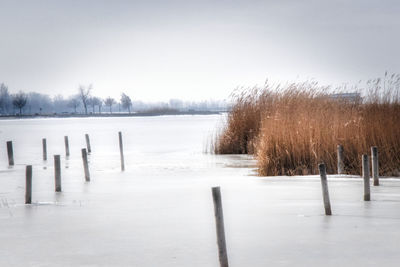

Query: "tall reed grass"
<box><xmin>214</xmin><ymin>75</ymin><xmax>400</xmax><ymax>176</ymax></box>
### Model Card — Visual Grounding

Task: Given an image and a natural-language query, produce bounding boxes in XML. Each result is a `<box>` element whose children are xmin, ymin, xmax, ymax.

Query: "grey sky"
<box><xmin>0</xmin><ymin>0</ymin><xmax>399</xmax><ymax>101</ymax></box>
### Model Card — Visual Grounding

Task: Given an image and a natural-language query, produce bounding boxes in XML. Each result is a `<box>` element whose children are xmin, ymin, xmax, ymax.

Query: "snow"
<box><xmin>0</xmin><ymin>115</ymin><xmax>399</xmax><ymax>266</ymax></box>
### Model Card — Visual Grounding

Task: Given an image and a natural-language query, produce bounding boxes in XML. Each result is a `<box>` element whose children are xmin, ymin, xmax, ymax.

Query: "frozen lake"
<box><xmin>0</xmin><ymin>115</ymin><xmax>400</xmax><ymax>266</ymax></box>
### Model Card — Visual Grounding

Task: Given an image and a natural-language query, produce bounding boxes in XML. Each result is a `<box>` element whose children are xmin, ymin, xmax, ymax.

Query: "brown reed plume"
<box><xmin>214</xmin><ymin>74</ymin><xmax>400</xmax><ymax>176</ymax></box>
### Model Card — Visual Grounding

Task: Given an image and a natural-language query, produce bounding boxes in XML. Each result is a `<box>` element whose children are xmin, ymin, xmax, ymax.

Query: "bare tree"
<box><xmin>0</xmin><ymin>83</ymin><xmax>11</xmax><ymax>114</ymax></box>
<box><xmin>79</xmin><ymin>84</ymin><xmax>92</xmax><ymax>115</ymax></box>
<box><xmin>53</xmin><ymin>94</ymin><xmax>69</xmax><ymax>113</ymax></box>
<box><xmin>87</xmin><ymin>97</ymin><xmax>94</xmax><ymax>114</ymax></box>
<box><xmin>27</xmin><ymin>92</ymin><xmax>52</xmax><ymax>114</ymax></box>
<box><xmin>105</xmin><ymin>97</ymin><xmax>116</xmax><ymax>113</ymax></box>
<box><xmin>121</xmin><ymin>93</ymin><xmax>132</xmax><ymax>113</ymax></box>
<box><xmin>68</xmin><ymin>95</ymin><xmax>81</xmax><ymax>113</ymax></box>
<box><xmin>88</xmin><ymin>96</ymin><xmax>101</xmax><ymax>114</ymax></box>
<box><xmin>12</xmin><ymin>91</ymin><xmax>28</xmax><ymax>115</ymax></box>
<box><xmin>98</xmin><ymin>98</ymin><xmax>103</xmax><ymax>114</ymax></box>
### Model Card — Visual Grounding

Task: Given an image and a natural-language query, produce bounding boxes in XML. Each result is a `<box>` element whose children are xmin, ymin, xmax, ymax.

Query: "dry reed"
<box><xmin>214</xmin><ymin>75</ymin><xmax>400</xmax><ymax>176</ymax></box>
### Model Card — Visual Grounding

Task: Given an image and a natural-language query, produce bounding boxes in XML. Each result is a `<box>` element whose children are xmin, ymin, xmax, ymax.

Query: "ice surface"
<box><xmin>0</xmin><ymin>115</ymin><xmax>399</xmax><ymax>266</ymax></box>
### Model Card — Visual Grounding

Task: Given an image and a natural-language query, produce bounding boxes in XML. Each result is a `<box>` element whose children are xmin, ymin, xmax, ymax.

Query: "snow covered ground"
<box><xmin>0</xmin><ymin>115</ymin><xmax>399</xmax><ymax>266</ymax></box>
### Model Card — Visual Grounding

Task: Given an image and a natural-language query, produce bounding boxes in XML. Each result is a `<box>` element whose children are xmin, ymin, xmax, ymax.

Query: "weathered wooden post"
<box><xmin>25</xmin><ymin>165</ymin><xmax>32</xmax><ymax>204</ymax></box>
<box><xmin>119</xmin><ymin>131</ymin><xmax>125</xmax><ymax>171</ymax></box>
<box><xmin>371</xmin><ymin>146</ymin><xmax>379</xmax><ymax>186</ymax></box>
<box><xmin>81</xmin><ymin>148</ymin><xmax>90</xmax><ymax>182</ymax></box>
<box><xmin>42</xmin><ymin>138</ymin><xmax>47</xmax><ymax>161</ymax></box>
<box><xmin>6</xmin><ymin>141</ymin><xmax>14</xmax><ymax>166</ymax></box>
<box><xmin>318</xmin><ymin>163</ymin><xmax>332</xmax><ymax>215</ymax></box>
<box><xmin>54</xmin><ymin>155</ymin><xmax>61</xmax><ymax>192</ymax></box>
<box><xmin>85</xmin><ymin>134</ymin><xmax>91</xmax><ymax>154</ymax></box>
<box><xmin>211</xmin><ymin>186</ymin><xmax>229</xmax><ymax>267</ymax></box>
<box><xmin>337</xmin><ymin>144</ymin><xmax>344</xmax><ymax>174</ymax></box>
<box><xmin>64</xmin><ymin>136</ymin><xmax>70</xmax><ymax>157</ymax></box>
<box><xmin>362</xmin><ymin>154</ymin><xmax>370</xmax><ymax>201</ymax></box>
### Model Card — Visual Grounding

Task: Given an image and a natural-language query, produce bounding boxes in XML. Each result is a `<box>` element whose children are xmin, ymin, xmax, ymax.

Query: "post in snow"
<box><xmin>371</xmin><ymin>146</ymin><xmax>379</xmax><ymax>186</ymax></box>
<box><xmin>211</xmin><ymin>186</ymin><xmax>229</xmax><ymax>267</ymax></box>
<box><xmin>42</xmin><ymin>138</ymin><xmax>47</xmax><ymax>161</ymax></box>
<box><xmin>85</xmin><ymin>134</ymin><xmax>91</xmax><ymax>154</ymax></box>
<box><xmin>25</xmin><ymin>165</ymin><xmax>32</xmax><ymax>204</ymax></box>
<box><xmin>337</xmin><ymin>144</ymin><xmax>344</xmax><ymax>174</ymax></box>
<box><xmin>81</xmin><ymin>148</ymin><xmax>90</xmax><ymax>182</ymax></box>
<box><xmin>6</xmin><ymin>141</ymin><xmax>14</xmax><ymax>166</ymax></box>
<box><xmin>119</xmin><ymin>131</ymin><xmax>125</xmax><ymax>171</ymax></box>
<box><xmin>362</xmin><ymin>154</ymin><xmax>370</xmax><ymax>201</ymax></box>
<box><xmin>54</xmin><ymin>155</ymin><xmax>62</xmax><ymax>192</ymax></box>
<box><xmin>318</xmin><ymin>163</ymin><xmax>332</xmax><ymax>215</ymax></box>
<box><xmin>64</xmin><ymin>136</ymin><xmax>70</xmax><ymax>157</ymax></box>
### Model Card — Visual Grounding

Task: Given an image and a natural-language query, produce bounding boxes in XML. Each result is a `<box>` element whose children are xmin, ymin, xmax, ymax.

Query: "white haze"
<box><xmin>0</xmin><ymin>0</ymin><xmax>399</xmax><ymax>101</ymax></box>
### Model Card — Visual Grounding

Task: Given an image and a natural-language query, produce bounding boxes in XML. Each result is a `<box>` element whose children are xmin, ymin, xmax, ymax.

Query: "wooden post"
<box><xmin>42</xmin><ymin>138</ymin><xmax>47</xmax><ymax>161</ymax></box>
<box><xmin>119</xmin><ymin>131</ymin><xmax>125</xmax><ymax>171</ymax></box>
<box><xmin>212</xmin><ymin>187</ymin><xmax>229</xmax><ymax>267</ymax></box>
<box><xmin>318</xmin><ymin>163</ymin><xmax>332</xmax><ymax>215</ymax></box>
<box><xmin>81</xmin><ymin>148</ymin><xmax>90</xmax><ymax>182</ymax></box>
<box><xmin>54</xmin><ymin>155</ymin><xmax>61</xmax><ymax>192</ymax></box>
<box><xmin>64</xmin><ymin>136</ymin><xmax>70</xmax><ymax>157</ymax></box>
<box><xmin>362</xmin><ymin>154</ymin><xmax>370</xmax><ymax>201</ymax></box>
<box><xmin>85</xmin><ymin>134</ymin><xmax>91</xmax><ymax>154</ymax></box>
<box><xmin>337</xmin><ymin>144</ymin><xmax>344</xmax><ymax>174</ymax></box>
<box><xmin>25</xmin><ymin>165</ymin><xmax>32</xmax><ymax>204</ymax></box>
<box><xmin>6</xmin><ymin>141</ymin><xmax>14</xmax><ymax>166</ymax></box>
<box><xmin>371</xmin><ymin>146</ymin><xmax>379</xmax><ymax>186</ymax></box>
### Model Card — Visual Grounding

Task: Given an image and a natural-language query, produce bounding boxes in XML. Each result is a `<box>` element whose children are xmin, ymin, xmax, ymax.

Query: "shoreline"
<box><xmin>0</xmin><ymin>110</ymin><xmax>224</xmax><ymax>120</ymax></box>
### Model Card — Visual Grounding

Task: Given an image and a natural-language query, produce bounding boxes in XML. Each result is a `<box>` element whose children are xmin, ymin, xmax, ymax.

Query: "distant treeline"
<box><xmin>0</xmin><ymin>83</ymin><xmax>228</xmax><ymax>115</ymax></box>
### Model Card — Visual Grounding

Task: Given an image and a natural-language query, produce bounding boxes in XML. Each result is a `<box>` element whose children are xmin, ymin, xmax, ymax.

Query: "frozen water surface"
<box><xmin>0</xmin><ymin>115</ymin><xmax>399</xmax><ymax>266</ymax></box>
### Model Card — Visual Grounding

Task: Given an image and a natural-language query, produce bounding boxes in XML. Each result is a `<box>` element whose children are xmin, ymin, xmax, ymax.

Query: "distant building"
<box><xmin>329</xmin><ymin>92</ymin><xmax>361</xmax><ymax>102</ymax></box>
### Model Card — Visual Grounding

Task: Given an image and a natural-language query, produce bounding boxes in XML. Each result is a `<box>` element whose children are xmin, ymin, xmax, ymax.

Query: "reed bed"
<box><xmin>214</xmin><ymin>75</ymin><xmax>400</xmax><ymax>176</ymax></box>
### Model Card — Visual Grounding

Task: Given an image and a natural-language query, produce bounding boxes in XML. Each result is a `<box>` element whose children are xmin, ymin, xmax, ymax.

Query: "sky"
<box><xmin>0</xmin><ymin>0</ymin><xmax>399</xmax><ymax>101</ymax></box>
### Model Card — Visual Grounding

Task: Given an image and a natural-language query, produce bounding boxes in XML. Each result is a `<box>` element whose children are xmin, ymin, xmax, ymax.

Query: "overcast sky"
<box><xmin>0</xmin><ymin>0</ymin><xmax>399</xmax><ymax>101</ymax></box>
